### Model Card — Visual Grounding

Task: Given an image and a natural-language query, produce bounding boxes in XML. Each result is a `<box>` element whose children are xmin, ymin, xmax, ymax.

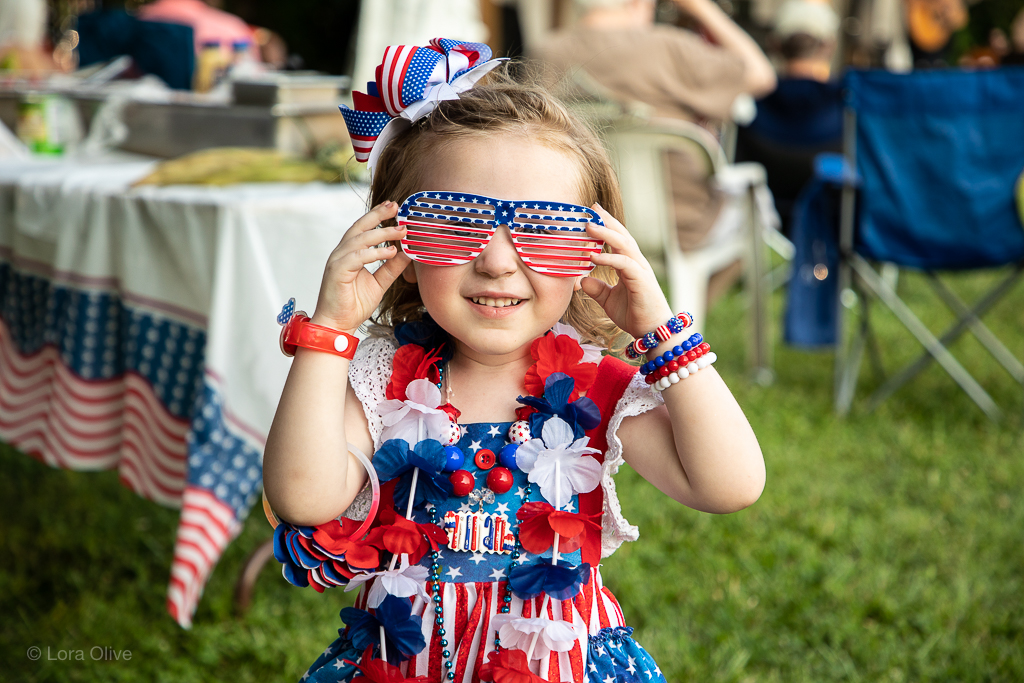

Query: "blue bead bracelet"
<box><xmin>639</xmin><ymin>333</ymin><xmax>703</xmax><ymax>375</ymax></box>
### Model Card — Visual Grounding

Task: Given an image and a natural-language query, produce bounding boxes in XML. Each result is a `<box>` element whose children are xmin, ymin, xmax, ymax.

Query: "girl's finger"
<box><xmin>590</xmin><ymin>251</ymin><xmax>649</xmax><ymax>283</ymax></box>
<box><xmin>580</xmin><ymin>275</ymin><xmax>613</xmax><ymax>307</ymax></box>
<box><xmin>585</xmin><ymin>221</ymin><xmax>642</xmax><ymax>258</ymax></box>
<box><xmin>342</xmin><ymin>245</ymin><xmax>401</xmax><ymax>271</ymax></box>
<box><xmin>354</xmin><ymin>224</ymin><xmax>406</xmax><ymax>250</ymax></box>
<box><xmin>372</xmin><ymin>250</ymin><xmax>411</xmax><ymax>290</ymax></box>
<box><xmin>345</xmin><ymin>201</ymin><xmax>400</xmax><ymax>241</ymax></box>
<box><xmin>590</xmin><ymin>203</ymin><xmax>632</xmax><ymax>238</ymax></box>
<box><xmin>327</xmin><ymin>224</ymin><xmax>404</xmax><ymax>266</ymax></box>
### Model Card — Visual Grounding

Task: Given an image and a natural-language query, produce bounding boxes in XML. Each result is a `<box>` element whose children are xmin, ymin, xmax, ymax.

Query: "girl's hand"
<box><xmin>580</xmin><ymin>204</ymin><xmax>674</xmax><ymax>338</ymax></box>
<box><xmin>310</xmin><ymin>202</ymin><xmax>410</xmax><ymax>332</ymax></box>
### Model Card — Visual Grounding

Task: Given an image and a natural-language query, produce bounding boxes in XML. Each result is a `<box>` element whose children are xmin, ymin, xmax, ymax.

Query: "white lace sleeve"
<box><xmin>347</xmin><ymin>335</ymin><xmax>397</xmax><ymax>450</ymax></box>
<box><xmin>341</xmin><ymin>336</ymin><xmax>397</xmax><ymax>520</ymax></box>
<box><xmin>600</xmin><ymin>371</ymin><xmax>664</xmax><ymax>558</ymax></box>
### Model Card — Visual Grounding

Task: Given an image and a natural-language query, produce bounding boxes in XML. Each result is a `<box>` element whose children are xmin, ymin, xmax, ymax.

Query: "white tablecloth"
<box><xmin>0</xmin><ymin>155</ymin><xmax>369</xmax><ymax>626</ymax></box>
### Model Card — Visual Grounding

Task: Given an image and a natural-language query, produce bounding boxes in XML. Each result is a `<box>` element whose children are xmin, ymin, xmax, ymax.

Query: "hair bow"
<box><xmin>340</xmin><ymin>37</ymin><xmax>505</xmax><ymax>168</ymax></box>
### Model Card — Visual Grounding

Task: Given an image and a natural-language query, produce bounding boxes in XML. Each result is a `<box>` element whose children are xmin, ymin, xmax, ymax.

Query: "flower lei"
<box><xmin>272</xmin><ymin>318</ymin><xmax>606</xmax><ymax>675</ymax></box>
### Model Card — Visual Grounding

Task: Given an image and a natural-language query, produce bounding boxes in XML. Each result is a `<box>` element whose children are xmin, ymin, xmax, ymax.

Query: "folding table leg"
<box><xmin>850</xmin><ymin>254</ymin><xmax>1001</xmax><ymax>421</ymax></box>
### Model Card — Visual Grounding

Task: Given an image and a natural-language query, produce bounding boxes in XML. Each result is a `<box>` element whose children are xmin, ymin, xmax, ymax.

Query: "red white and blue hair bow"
<box><xmin>339</xmin><ymin>38</ymin><xmax>505</xmax><ymax>169</ymax></box>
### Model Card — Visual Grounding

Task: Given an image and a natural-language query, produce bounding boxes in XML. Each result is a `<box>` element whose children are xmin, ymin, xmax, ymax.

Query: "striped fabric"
<box><xmin>167</xmin><ymin>486</ymin><xmax>242</xmax><ymax>628</ymax></box>
<box><xmin>0</xmin><ymin>259</ymin><xmax>261</xmax><ymax>629</ymax></box>
<box><xmin>402</xmin><ymin>568</ymin><xmax>625</xmax><ymax>682</ymax></box>
<box><xmin>0</xmin><ymin>321</ymin><xmax>189</xmax><ymax>502</ymax></box>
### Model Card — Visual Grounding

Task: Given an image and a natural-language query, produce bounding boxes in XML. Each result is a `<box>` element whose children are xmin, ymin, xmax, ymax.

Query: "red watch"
<box><xmin>277</xmin><ymin>299</ymin><xmax>358</xmax><ymax>360</ymax></box>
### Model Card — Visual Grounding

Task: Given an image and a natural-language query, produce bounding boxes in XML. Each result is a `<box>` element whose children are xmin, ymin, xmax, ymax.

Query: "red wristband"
<box><xmin>278</xmin><ymin>301</ymin><xmax>358</xmax><ymax>359</ymax></box>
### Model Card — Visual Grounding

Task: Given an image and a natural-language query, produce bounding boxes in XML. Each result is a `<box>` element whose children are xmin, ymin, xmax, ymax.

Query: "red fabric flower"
<box><xmin>347</xmin><ymin>647</ymin><xmax>430</xmax><ymax>683</ymax></box>
<box><xmin>312</xmin><ymin>517</ymin><xmax>383</xmax><ymax>570</ymax></box>
<box><xmin>516</xmin><ymin>502</ymin><xmax>601</xmax><ymax>555</ymax></box>
<box><xmin>478</xmin><ymin>649</ymin><xmax>546</xmax><ymax>683</ymax></box>
<box><xmin>523</xmin><ymin>333</ymin><xmax>598</xmax><ymax>400</ymax></box>
<box><xmin>387</xmin><ymin>345</ymin><xmax>442</xmax><ymax>401</ymax></box>
<box><xmin>514</xmin><ymin>406</ymin><xmax>536</xmax><ymax>421</ymax></box>
<box><xmin>439</xmin><ymin>403</ymin><xmax>461</xmax><ymax>422</ymax></box>
<box><xmin>365</xmin><ymin>508</ymin><xmax>449</xmax><ymax>565</ymax></box>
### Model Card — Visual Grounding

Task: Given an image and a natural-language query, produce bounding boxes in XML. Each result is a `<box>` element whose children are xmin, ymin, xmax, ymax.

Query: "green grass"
<box><xmin>3</xmin><ymin>269</ymin><xmax>1023</xmax><ymax>682</ymax></box>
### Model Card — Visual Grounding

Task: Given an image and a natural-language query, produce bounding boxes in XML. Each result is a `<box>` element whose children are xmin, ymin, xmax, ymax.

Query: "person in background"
<box><xmin>1000</xmin><ymin>7</ymin><xmax>1024</xmax><ymax>66</ymax></box>
<box><xmin>771</xmin><ymin>0</ymin><xmax>839</xmax><ymax>81</ymax></box>
<box><xmin>137</xmin><ymin>0</ymin><xmax>255</xmax><ymax>55</ymax></box>
<box><xmin>0</xmin><ymin>0</ymin><xmax>55</xmax><ymax>74</ymax></box>
<box><xmin>534</xmin><ymin>0</ymin><xmax>776</xmax><ymax>304</ymax></box>
<box><xmin>734</xmin><ymin>0</ymin><xmax>842</xmax><ymax>234</ymax></box>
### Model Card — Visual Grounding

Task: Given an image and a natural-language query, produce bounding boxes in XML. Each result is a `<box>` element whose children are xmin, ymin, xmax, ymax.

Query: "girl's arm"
<box><xmin>582</xmin><ymin>207</ymin><xmax>765</xmax><ymax>514</ymax></box>
<box><xmin>262</xmin><ymin>202</ymin><xmax>410</xmax><ymax>525</ymax></box>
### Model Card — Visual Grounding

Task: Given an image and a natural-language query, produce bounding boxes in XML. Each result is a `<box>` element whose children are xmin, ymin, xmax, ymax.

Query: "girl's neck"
<box><xmin>444</xmin><ymin>343</ymin><xmax>535</xmax><ymax>424</ymax></box>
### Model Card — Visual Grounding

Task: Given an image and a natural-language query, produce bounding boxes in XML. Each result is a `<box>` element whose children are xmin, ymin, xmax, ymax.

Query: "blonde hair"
<box><xmin>370</xmin><ymin>62</ymin><xmax>627</xmax><ymax>353</ymax></box>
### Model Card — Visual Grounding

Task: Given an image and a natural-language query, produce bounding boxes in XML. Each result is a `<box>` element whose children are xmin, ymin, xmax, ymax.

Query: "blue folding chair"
<box><xmin>834</xmin><ymin>68</ymin><xmax>1024</xmax><ymax>420</ymax></box>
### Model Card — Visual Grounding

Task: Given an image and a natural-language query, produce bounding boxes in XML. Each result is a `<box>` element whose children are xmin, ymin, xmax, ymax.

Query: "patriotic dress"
<box><xmin>275</xmin><ymin>331</ymin><xmax>668</xmax><ymax>683</ymax></box>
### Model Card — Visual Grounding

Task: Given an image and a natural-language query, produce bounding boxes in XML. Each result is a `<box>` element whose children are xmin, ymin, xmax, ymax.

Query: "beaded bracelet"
<box><xmin>641</xmin><ymin>337</ymin><xmax>717</xmax><ymax>392</ymax></box>
<box><xmin>625</xmin><ymin>312</ymin><xmax>694</xmax><ymax>359</ymax></box>
<box><xmin>639</xmin><ymin>333</ymin><xmax>703</xmax><ymax>376</ymax></box>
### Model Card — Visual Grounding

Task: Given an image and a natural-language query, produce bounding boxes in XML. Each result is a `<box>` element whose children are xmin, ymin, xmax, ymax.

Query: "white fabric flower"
<box><xmin>491</xmin><ymin>615</ymin><xmax>584</xmax><ymax>660</ymax></box>
<box><xmin>377</xmin><ymin>378</ymin><xmax>451</xmax><ymax>445</ymax></box>
<box><xmin>345</xmin><ymin>561</ymin><xmax>430</xmax><ymax>608</ymax></box>
<box><xmin>550</xmin><ymin>322</ymin><xmax>603</xmax><ymax>366</ymax></box>
<box><xmin>515</xmin><ymin>417</ymin><xmax>601</xmax><ymax>509</ymax></box>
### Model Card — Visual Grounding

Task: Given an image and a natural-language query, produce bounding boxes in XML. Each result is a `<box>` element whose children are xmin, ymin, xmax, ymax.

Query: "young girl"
<box><xmin>264</xmin><ymin>39</ymin><xmax>764</xmax><ymax>683</ymax></box>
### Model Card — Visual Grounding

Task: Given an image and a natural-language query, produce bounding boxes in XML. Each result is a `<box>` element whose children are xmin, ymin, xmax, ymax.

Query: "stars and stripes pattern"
<box><xmin>1</xmin><ymin>259</ymin><xmax>263</xmax><ymax>629</ymax></box>
<box><xmin>303</xmin><ymin>568</ymin><xmax>667</xmax><ymax>683</ymax></box>
<box><xmin>340</xmin><ymin>38</ymin><xmax>495</xmax><ymax>163</ymax></box>
<box><xmin>397</xmin><ymin>191</ymin><xmax>605</xmax><ymax>277</ymax></box>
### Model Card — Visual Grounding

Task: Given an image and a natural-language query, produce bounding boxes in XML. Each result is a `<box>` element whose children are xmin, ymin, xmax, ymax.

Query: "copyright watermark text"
<box><xmin>26</xmin><ymin>645</ymin><xmax>132</xmax><ymax>662</ymax></box>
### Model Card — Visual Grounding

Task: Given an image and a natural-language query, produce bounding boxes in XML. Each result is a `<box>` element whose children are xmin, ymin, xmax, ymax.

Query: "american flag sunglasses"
<box><xmin>397</xmin><ymin>191</ymin><xmax>605</xmax><ymax>277</ymax></box>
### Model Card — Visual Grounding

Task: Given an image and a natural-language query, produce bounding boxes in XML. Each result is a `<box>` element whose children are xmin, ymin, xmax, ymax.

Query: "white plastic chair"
<box><xmin>600</xmin><ymin>116</ymin><xmax>791</xmax><ymax>382</ymax></box>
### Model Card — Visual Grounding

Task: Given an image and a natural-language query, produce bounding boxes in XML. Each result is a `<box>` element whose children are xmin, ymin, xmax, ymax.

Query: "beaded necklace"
<box><xmin>430</xmin><ymin>359</ymin><xmax>530</xmax><ymax>678</ymax></box>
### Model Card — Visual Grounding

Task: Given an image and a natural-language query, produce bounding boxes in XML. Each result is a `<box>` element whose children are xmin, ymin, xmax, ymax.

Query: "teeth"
<box><xmin>471</xmin><ymin>297</ymin><xmax>522</xmax><ymax>307</ymax></box>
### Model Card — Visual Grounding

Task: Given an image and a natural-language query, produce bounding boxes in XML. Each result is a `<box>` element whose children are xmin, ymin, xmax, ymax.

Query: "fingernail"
<box><xmin>383</xmin><ymin>200</ymin><xmax>394</xmax><ymax>208</ymax></box>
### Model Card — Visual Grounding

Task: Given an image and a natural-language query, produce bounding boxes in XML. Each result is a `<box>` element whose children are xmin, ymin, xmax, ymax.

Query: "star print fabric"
<box><xmin>409</xmin><ymin>421</ymin><xmax>584</xmax><ymax>583</ymax></box>
<box><xmin>586</xmin><ymin>627</ymin><xmax>667</xmax><ymax>683</ymax></box>
<box><xmin>302</xmin><ymin>626</ymin><xmax>667</xmax><ymax>683</ymax></box>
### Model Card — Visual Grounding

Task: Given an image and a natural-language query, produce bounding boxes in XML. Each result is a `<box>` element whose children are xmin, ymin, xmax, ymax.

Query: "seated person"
<box><xmin>534</xmin><ymin>0</ymin><xmax>777</xmax><ymax>262</ymax></box>
<box><xmin>0</xmin><ymin>0</ymin><xmax>56</xmax><ymax>74</ymax></box>
<box><xmin>735</xmin><ymin>0</ymin><xmax>843</xmax><ymax>234</ymax></box>
<box><xmin>137</xmin><ymin>0</ymin><xmax>255</xmax><ymax>54</ymax></box>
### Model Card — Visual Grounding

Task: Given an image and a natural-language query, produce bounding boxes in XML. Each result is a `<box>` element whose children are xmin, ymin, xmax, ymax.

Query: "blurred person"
<box><xmin>137</xmin><ymin>0</ymin><xmax>256</xmax><ymax>56</ymax></box>
<box><xmin>734</xmin><ymin>0</ymin><xmax>843</xmax><ymax>232</ymax></box>
<box><xmin>1001</xmin><ymin>7</ymin><xmax>1024</xmax><ymax>66</ymax></box>
<box><xmin>771</xmin><ymin>0</ymin><xmax>839</xmax><ymax>81</ymax></box>
<box><xmin>534</xmin><ymin>0</ymin><xmax>776</xmax><ymax>304</ymax></box>
<box><xmin>0</xmin><ymin>0</ymin><xmax>56</xmax><ymax>74</ymax></box>
<box><xmin>904</xmin><ymin>0</ymin><xmax>967</xmax><ymax>67</ymax></box>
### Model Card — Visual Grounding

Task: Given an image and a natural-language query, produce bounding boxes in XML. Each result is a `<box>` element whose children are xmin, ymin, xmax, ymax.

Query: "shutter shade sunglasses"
<box><xmin>397</xmin><ymin>191</ymin><xmax>605</xmax><ymax>277</ymax></box>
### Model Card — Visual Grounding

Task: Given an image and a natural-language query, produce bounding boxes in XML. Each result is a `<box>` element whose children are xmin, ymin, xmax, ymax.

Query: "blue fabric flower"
<box><xmin>508</xmin><ymin>558</ymin><xmax>591</xmax><ymax>601</ymax></box>
<box><xmin>394</xmin><ymin>313</ymin><xmax>452</xmax><ymax>363</ymax></box>
<box><xmin>518</xmin><ymin>373</ymin><xmax>601</xmax><ymax>440</ymax></box>
<box><xmin>373</xmin><ymin>438</ymin><xmax>453</xmax><ymax>510</ymax></box>
<box><xmin>339</xmin><ymin>595</ymin><xmax>426</xmax><ymax>664</ymax></box>
<box><xmin>273</xmin><ymin>523</ymin><xmax>312</xmax><ymax>587</ymax></box>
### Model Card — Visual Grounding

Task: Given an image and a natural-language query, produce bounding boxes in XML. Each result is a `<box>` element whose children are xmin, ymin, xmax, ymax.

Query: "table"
<box><xmin>0</xmin><ymin>156</ymin><xmax>368</xmax><ymax>627</ymax></box>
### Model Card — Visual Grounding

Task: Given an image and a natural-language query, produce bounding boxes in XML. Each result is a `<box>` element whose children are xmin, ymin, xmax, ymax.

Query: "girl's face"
<box><xmin>404</xmin><ymin>134</ymin><xmax>585</xmax><ymax>365</ymax></box>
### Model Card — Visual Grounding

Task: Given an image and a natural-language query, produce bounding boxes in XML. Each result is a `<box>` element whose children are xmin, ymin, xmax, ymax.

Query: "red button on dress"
<box><xmin>474</xmin><ymin>448</ymin><xmax>496</xmax><ymax>470</ymax></box>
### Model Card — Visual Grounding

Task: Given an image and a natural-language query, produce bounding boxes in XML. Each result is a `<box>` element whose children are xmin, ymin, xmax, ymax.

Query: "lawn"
<box><xmin>3</xmin><ymin>269</ymin><xmax>1023</xmax><ymax>682</ymax></box>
